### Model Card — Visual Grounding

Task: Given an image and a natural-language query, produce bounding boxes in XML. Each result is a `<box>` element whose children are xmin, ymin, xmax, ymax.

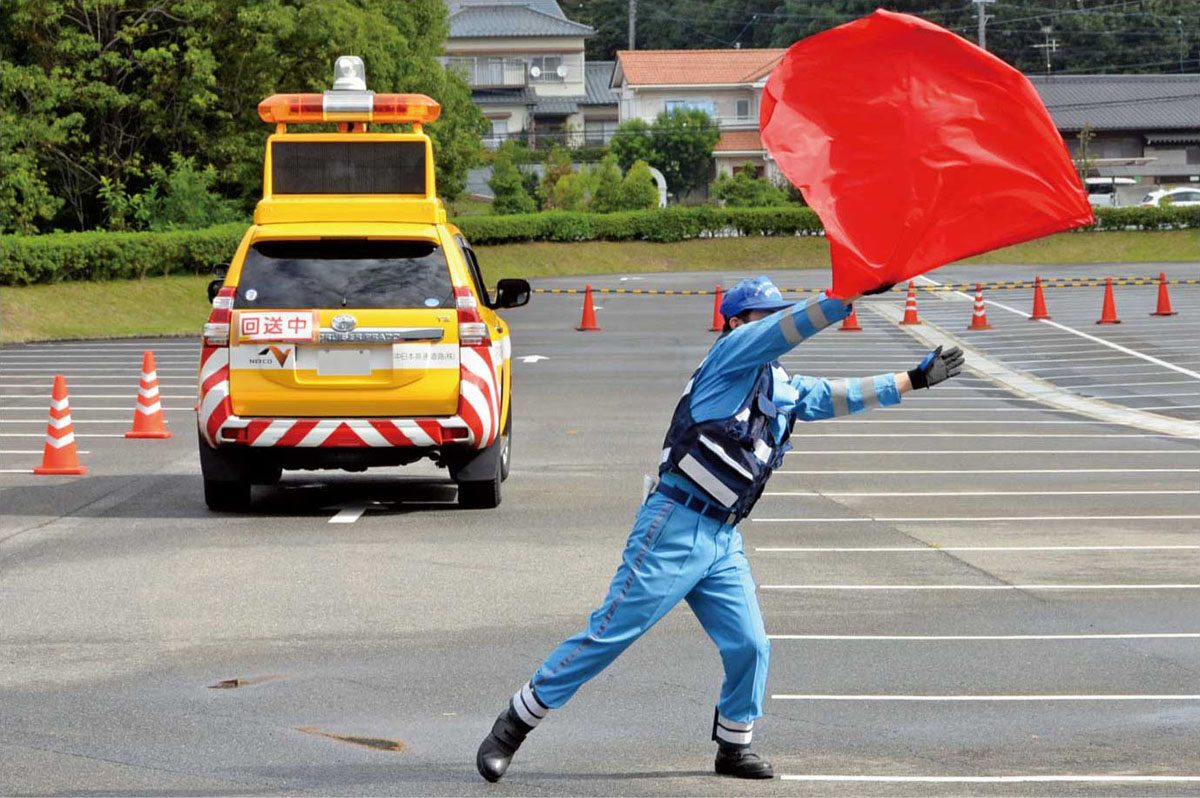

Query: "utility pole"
<box><xmin>1032</xmin><ymin>26</ymin><xmax>1059</xmax><ymax>74</ymax></box>
<box><xmin>628</xmin><ymin>0</ymin><xmax>637</xmax><ymax>50</ymax></box>
<box><xmin>972</xmin><ymin>0</ymin><xmax>995</xmax><ymax>49</ymax></box>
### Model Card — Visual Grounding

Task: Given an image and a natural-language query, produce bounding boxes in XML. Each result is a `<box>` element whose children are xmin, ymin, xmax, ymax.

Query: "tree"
<box><xmin>617</xmin><ymin>160</ymin><xmax>660</xmax><ymax>210</ymax></box>
<box><xmin>489</xmin><ymin>144</ymin><xmax>536</xmax><ymax>214</ymax></box>
<box><xmin>609</xmin><ymin>110</ymin><xmax>717</xmax><ymax>201</ymax></box>
<box><xmin>711</xmin><ymin>162</ymin><xmax>791</xmax><ymax>207</ymax></box>
<box><xmin>0</xmin><ymin>0</ymin><xmax>485</xmax><ymax>232</ymax></box>
<box><xmin>590</xmin><ymin>154</ymin><xmax>623</xmax><ymax>213</ymax></box>
<box><xmin>537</xmin><ymin>146</ymin><xmax>573</xmax><ymax>209</ymax></box>
<box><xmin>609</xmin><ymin>118</ymin><xmax>654</xmax><ymax>173</ymax></box>
<box><xmin>647</xmin><ymin>108</ymin><xmax>720</xmax><ymax>198</ymax></box>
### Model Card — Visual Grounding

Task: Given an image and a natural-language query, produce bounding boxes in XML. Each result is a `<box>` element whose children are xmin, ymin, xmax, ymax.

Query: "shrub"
<box><xmin>488</xmin><ymin>144</ymin><xmax>536</xmax><ymax>215</ymax></box>
<box><xmin>590</xmin><ymin>154</ymin><xmax>623</xmax><ymax>214</ymax></box>
<box><xmin>712</xmin><ymin>162</ymin><xmax>792</xmax><ymax>207</ymax></box>
<box><xmin>0</xmin><ymin>223</ymin><xmax>246</xmax><ymax>285</ymax></box>
<box><xmin>549</xmin><ymin>169</ymin><xmax>596</xmax><ymax>212</ymax></box>
<box><xmin>537</xmin><ymin>146</ymin><xmax>573</xmax><ymax>210</ymax></box>
<box><xmin>617</xmin><ymin>160</ymin><xmax>660</xmax><ymax>211</ymax></box>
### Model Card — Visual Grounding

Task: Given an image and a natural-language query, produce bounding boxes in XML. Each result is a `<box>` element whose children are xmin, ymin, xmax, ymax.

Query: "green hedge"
<box><xmin>2</xmin><ymin>206</ymin><xmax>1197</xmax><ymax>286</ymax></box>
<box><xmin>1</xmin><ymin>223</ymin><xmax>245</xmax><ymax>286</ymax></box>
<box><xmin>453</xmin><ymin>206</ymin><xmax>826</xmax><ymax>244</ymax></box>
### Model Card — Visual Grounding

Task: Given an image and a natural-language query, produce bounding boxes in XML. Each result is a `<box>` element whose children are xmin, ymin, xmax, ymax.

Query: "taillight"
<box><xmin>203</xmin><ymin>287</ymin><xmax>236</xmax><ymax>347</ymax></box>
<box><xmin>455</xmin><ymin>286</ymin><xmax>490</xmax><ymax>347</ymax></box>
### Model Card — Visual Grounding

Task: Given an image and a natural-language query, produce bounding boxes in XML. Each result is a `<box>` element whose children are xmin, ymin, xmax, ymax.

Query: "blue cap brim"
<box><xmin>742</xmin><ymin>300</ymin><xmax>795</xmax><ymax>314</ymax></box>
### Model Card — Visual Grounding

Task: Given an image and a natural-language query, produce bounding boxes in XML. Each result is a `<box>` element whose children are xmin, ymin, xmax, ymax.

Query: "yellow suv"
<box><xmin>198</xmin><ymin>56</ymin><xmax>528</xmax><ymax>512</ymax></box>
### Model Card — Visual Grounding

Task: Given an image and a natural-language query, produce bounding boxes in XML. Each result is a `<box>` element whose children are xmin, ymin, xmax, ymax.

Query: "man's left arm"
<box><xmin>791</xmin><ymin>346</ymin><xmax>964</xmax><ymax>421</ymax></box>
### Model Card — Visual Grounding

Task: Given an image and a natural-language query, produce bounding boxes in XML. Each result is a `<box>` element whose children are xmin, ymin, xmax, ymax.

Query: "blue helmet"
<box><xmin>720</xmin><ymin>276</ymin><xmax>794</xmax><ymax>320</ymax></box>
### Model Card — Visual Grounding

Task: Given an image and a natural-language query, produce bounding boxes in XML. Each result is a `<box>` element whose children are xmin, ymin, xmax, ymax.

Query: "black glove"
<box><xmin>907</xmin><ymin>345</ymin><xmax>964</xmax><ymax>389</ymax></box>
<box><xmin>863</xmin><ymin>282</ymin><xmax>896</xmax><ymax>296</ymax></box>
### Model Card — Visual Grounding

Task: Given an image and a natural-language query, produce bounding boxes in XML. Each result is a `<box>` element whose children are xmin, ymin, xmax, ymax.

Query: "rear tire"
<box><xmin>456</xmin><ymin>436</ymin><xmax>504</xmax><ymax>510</ymax></box>
<box><xmin>204</xmin><ymin>478</ymin><xmax>251</xmax><ymax>512</ymax></box>
<box><xmin>500</xmin><ymin>405</ymin><xmax>512</xmax><ymax>483</ymax></box>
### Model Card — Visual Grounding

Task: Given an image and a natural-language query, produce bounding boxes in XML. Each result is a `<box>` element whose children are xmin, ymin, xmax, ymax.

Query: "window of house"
<box><xmin>485</xmin><ymin>119</ymin><xmax>508</xmax><ymax>150</ymax></box>
<box><xmin>735</xmin><ymin>99</ymin><xmax>751</xmax><ymax>119</ymax></box>
<box><xmin>665</xmin><ymin>99</ymin><xmax>716</xmax><ymax>116</ymax></box>
<box><xmin>529</xmin><ymin>55</ymin><xmax>564</xmax><ymax>82</ymax></box>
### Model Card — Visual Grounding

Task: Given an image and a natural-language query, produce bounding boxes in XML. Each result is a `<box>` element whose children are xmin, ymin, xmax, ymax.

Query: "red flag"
<box><xmin>761</xmin><ymin>10</ymin><xmax>1094</xmax><ymax>299</ymax></box>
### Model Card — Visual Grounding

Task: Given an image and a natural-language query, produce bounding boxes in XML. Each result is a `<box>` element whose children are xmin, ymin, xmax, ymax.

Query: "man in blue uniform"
<box><xmin>477</xmin><ymin>276</ymin><xmax>964</xmax><ymax>782</ymax></box>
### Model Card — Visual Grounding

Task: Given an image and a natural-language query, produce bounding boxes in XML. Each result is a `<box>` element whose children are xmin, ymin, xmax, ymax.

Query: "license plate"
<box><xmin>317</xmin><ymin>347</ymin><xmax>371</xmax><ymax>376</ymax></box>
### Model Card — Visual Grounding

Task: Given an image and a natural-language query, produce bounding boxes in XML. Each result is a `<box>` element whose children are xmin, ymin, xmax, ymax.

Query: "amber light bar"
<box><xmin>258</xmin><ymin>93</ymin><xmax>441</xmax><ymax>124</ymax></box>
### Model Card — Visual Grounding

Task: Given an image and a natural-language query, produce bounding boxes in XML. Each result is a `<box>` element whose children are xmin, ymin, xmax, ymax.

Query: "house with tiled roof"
<box><xmin>442</xmin><ymin>0</ymin><xmax>618</xmax><ymax>148</ymax></box>
<box><xmin>611</xmin><ymin>48</ymin><xmax>787</xmax><ymax>180</ymax></box>
<box><xmin>1030</xmin><ymin>75</ymin><xmax>1200</xmax><ymax>188</ymax></box>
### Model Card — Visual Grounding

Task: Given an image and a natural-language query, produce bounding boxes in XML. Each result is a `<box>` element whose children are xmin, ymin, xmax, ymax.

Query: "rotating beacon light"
<box><xmin>257</xmin><ymin>55</ymin><xmax>441</xmax><ymax>128</ymax></box>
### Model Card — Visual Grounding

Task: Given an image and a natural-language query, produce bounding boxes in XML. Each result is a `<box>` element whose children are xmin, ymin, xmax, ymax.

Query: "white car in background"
<box><xmin>1140</xmin><ymin>187</ymin><xmax>1200</xmax><ymax>207</ymax></box>
<box><xmin>1085</xmin><ymin>177</ymin><xmax>1135</xmax><ymax>207</ymax></box>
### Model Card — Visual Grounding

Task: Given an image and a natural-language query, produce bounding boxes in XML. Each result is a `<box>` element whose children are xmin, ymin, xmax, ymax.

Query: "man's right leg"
<box><xmin>477</xmin><ymin>493</ymin><xmax>706</xmax><ymax>781</ymax></box>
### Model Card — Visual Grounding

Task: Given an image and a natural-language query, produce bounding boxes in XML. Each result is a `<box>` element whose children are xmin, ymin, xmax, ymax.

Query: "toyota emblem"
<box><xmin>331</xmin><ymin>314</ymin><xmax>357</xmax><ymax>333</ymax></box>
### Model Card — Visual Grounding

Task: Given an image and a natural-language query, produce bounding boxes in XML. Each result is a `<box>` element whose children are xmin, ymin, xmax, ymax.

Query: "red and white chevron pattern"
<box><xmin>220</xmin><ymin>417</ymin><xmax>468</xmax><ymax>447</ymax></box>
<box><xmin>456</xmin><ymin>342</ymin><xmax>503</xmax><ymax>449</ymax></box>
<box><xmin>198</xmin><ymin>345</ymin><xmax>232</xmax><ymax>447</ymax></box>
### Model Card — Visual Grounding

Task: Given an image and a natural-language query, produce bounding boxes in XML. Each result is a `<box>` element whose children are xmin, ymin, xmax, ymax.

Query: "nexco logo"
<box><xmin>249</xmin><ymin>345</ymin><xmax>292</xmax><ymax>367</ymax></box>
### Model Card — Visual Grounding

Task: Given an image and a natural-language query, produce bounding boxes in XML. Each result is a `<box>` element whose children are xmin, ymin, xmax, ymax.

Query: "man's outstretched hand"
<box><xmin>907</xmin><ymin>346</ymin><xmax>964</xmax><ymax>389</ymax></box>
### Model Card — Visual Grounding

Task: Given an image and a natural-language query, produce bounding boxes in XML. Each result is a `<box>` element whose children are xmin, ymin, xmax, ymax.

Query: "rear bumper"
<box><xmin>209</xmin><ymin>415</ymin><xmax>473</xmax><ymax>448</ymax></box>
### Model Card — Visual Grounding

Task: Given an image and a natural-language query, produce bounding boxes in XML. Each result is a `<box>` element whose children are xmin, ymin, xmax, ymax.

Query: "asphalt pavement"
<box><xmin>2</xmin><ymin>262</ymin><xmax>1200</xmax><ymax>797</ymax></box>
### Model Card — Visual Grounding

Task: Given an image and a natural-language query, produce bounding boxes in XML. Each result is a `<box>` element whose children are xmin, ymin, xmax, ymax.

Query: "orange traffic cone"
<box><xmin>33</xmin><ymin>375</ymin><xmax>87</xmax><ymax>476</ymax></box>
<box><xmin>1096</xmin><ymin>277</ymin><xmax>1121</xmax><ymax>324</ymax></box>
<box><xmin>840</xmin><ymin>306</ymin><xmax>863</xmax><ymax>331</ymax></box>
<box><xmin>709</xmin><ymin>285</ymin><xmax>724</xmax><ymax>331</ymax></box>
<box><xmin>576</xmin><ymin>284</ymin><xmax>600</xmax><ymax>331</ymax></box>
<box><xmin>1151</xmin><ymin>272</ymin><xmax>1177</xmax><ymax>317</ymax></box>
<box><xmin>125</xmin><ymin>351</ymin><xmax>172</xmax><ymax>439</ymax></box>
<box><xmin>900</xmin><ymin>282</ymin><xmax>921</xmax><ymax>325</ymax></box>
<box><xmin>1030</xmin><ymin>275</ymin><xmax>1051</xmax><ymax>320</ymax></box>
<box><xmin>967</xmin><ymin>283</ymin><xmax>992</xmax><ymax>330</ymax></box>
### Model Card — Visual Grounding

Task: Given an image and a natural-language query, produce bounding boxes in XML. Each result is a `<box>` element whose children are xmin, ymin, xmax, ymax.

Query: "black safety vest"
<box><xmin>659</xmin><ymin>360</ymin><xmax>792</xmax><ymax>521</ymax></box>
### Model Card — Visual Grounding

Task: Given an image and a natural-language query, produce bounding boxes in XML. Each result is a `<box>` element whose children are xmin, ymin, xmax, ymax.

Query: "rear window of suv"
<box><xmin>235</xmin><ymin>239</ymin><xmax>454</xmax><ymax>309</ymax></box>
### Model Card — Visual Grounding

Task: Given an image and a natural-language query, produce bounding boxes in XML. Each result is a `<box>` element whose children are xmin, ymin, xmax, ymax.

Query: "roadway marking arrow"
<box><xmin>519</xmin><ymin>355</ymin><xmax>549</xmax><ymax>363</ymax></box>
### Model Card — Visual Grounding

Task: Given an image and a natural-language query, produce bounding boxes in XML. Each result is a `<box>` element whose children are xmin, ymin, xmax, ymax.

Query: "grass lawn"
<box><xmin>2</xmin><ymin>229</ymin><xmax>1196</xmax><ymax>342</ymax></box>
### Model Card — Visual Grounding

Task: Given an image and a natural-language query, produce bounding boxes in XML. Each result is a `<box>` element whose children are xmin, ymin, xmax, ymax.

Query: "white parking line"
<box><xmin>787</xmin><ymin>450</ymin><xmax>1196</xmax><ymax>455</ymax></box>
<box><xmin>0</xmin><ymin>394</ymin><xmax>193</xmax><ymax>399</ymax></box>
<box><xmin>761</xmin><ymin>583</ymin><xmax>1200</xmax><ymax>590</ymax></box>
<box><xmin>772</xmin><ymin>694</ymin><xmax>1200</xmax><ymax>700</ymax></box>
<box><xmin>779</xmin><ymin>775</ymin><xmax>1200</xmax><ymax>784</ymax></box>
<box><xmin>800</xmin><ymin>433</ymin><xmax>1167</xmax><ymax>438</ymax></box>
<box><xmin>0</xmin><ymin>433</ymin><xmax>125</xmax><ymax>438</ymax></box>
<box><xmin>778</xmin><ymin>468</ymin><xmax>1198</xmax><ymax>474</ymax></box>
<box><xmin>762</xmin><ymin>490</ymin><xmax>1196</xmax><ymax>497</ymax></box>
<box><xmin>768</xmin><ymin>632</ymin><xmax>1200</xmax><ymax>640</ymax></box>
<box><xmin>753</xmin><ymin>516</ymin><xmax>1200</xmax><ymax>523</ymax></box>
<box><xmin>0</xmin><ymin>419</ymin><xmax>133</xmax><ymax>424</ymax></box>
<box><xmin>329</xmin><ymin>503</ymin><xmax>367</xmax><ymax>524</ymax></box>
<box><xmin>1077</xmin><ymin>380</ymin><xmax>1200</xmax><ymax>388</ymax></box>
<box><xmin>757</xmin><ymin>545</ymin><xmax>1200</xmax><ymax>553</ymax></box>
<box><xmin>0</xmin><ymin>368</ymin><xmax>196</xmax><ymax>373</ymax></box>
<box><xmin>816</xmin><ymin>420</ymin><xmax>1126</xmax><ymax>425</ymax></box>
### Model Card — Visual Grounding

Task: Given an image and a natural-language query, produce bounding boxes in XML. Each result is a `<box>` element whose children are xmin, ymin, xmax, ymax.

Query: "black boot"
<box><xmin>715</xmin><ymin>743</ymin><xmax>774</xmax><ymax>779</ymax></box>
<box><xmin>476</xmin><ymin>704</ymin><xmax>532</xmax><ymax>783</ymax></box>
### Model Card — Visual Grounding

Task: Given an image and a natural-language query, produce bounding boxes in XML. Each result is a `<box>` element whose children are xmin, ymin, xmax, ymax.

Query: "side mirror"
<box><xmin>493</xmin><ymin>278</ymin><xmax>531</xmax><ymax>309</ymax></box>
<box><xmin>208</xmin><ymin>265</ymin><xmax>229</xmax><ymax>303</ymax></box>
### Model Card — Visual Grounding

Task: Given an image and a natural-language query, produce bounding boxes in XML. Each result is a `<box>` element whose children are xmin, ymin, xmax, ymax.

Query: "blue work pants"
<box><xmin>529</xmin><ymin>489</ymin><xmax>770</xmax><ymax>728</ymax></box>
